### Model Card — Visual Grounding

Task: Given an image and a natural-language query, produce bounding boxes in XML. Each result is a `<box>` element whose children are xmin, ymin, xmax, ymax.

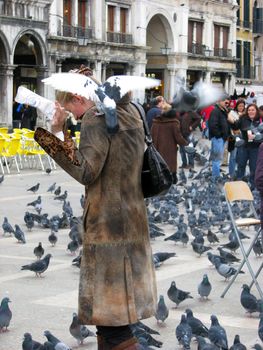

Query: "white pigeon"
<box><xmin>42</xmin><ymin>73</ymin><xmax>160</xmax><ymax>135</ymax></box>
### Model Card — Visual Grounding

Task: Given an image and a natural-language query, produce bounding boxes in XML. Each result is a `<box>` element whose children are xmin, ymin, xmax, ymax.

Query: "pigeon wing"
<box><xmin>192</xmin><ymin>81</ymin><xmax>224</xmax><ymax>109</ymax></box>
<box><xmin>104</xmin><ymin>76</ymin><xmax>160</xmax><ymax>101</ymax></box>
<box><xmin>42</xmin><ymin>73</ymin><xmax>100</xmax><ymax>103</ymax></box>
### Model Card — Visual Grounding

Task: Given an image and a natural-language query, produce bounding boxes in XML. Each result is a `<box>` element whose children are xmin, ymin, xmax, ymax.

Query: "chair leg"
<box><xmin>0</xmin><ymin>158</ymin><xmax>4</xmax><ymax>174</ymax></box>
<box><xmin>3</xmin><ymin>156</ymin><xmax>10</xmax><ymax>174</ymax></box>
<box><xmin>221</xmin><ymin>228</ymin><xmax>263</xmax><ymax>298</ymax></box>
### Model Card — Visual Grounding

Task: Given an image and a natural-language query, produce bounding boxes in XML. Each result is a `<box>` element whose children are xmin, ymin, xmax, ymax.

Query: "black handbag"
<box><xmin>131</xmin><ymin>102</ymin><xmax>173</xmax><ymax>198</ymax></box>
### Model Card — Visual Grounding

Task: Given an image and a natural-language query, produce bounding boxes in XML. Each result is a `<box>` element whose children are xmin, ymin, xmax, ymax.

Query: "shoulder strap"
<box><xmin>130</xmin><ymin>101</ymin><xmax>152</xmax><ymax>145</ymax></box>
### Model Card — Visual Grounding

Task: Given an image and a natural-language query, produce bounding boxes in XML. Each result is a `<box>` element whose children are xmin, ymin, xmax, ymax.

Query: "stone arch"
<box><xmin>146</xmin><ymin>11</ymin><xmax>174</xmax><ymax>53</ymax></box>
<box><xmin>0</xmin><ymin>30</ymin><xmax>11</xmax><ymax>64</ymax></box>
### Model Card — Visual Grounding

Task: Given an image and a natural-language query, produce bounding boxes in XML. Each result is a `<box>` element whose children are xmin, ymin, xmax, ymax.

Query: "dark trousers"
<box><xmin>179</xmin><ymin>145</ymin><xmax>194</xmax><ymax>166</ymax></box>
<box><xmin>236</xmin><ymin>146</ymin><xmax>259</xmax><ymax>188</ymax></box>
<box><xmin>96</xmin><ymin>325</ymin><xmax>133</xmax><ymax>347</ymax></box>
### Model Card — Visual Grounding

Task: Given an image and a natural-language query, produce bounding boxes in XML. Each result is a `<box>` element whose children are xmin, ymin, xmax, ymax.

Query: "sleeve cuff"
<box><xmin>55</xmin><ymin>131</ymin><xmax>64</xmax><ymax>141</ymax></box>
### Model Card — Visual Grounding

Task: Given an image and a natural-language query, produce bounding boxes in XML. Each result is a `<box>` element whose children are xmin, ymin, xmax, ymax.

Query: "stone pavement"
<box><xmin>0</xmin><ymin>167</ymin><xmax>263</xmax><ymax>349</ymax></box>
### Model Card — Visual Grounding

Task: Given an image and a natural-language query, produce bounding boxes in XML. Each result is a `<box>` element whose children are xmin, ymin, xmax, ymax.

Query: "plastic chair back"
<box><xmin>224</xmin><ymin>181</ymin><xmax>254</xmax><ymax>203</ymax></box>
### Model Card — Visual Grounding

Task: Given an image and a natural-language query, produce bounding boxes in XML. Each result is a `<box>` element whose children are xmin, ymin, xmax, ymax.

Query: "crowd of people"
<box><xmin>145</xmin><ymin>90</ymin><xmax>263</xmax><ymax>190</ymax></box>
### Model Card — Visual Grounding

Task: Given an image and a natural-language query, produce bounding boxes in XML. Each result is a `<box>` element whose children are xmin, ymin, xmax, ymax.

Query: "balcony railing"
<box><xmin>62</xmin><ymin>25</ymin><xmax>93</xmax><ymax>39</ymax></box>
<box><xmin>188</xmin><ymin>43</ymin><xmax>212</xmax><ymax>56</ymax></box>
<box><xmin>213</xmin><ymin>48</ymin><xmax>232</xmax><ymax>58</ymax></box>
<box><xmin>106</xmin><ymin>31</ymin><xmax>133</xmax><ymax>44</ymax></box>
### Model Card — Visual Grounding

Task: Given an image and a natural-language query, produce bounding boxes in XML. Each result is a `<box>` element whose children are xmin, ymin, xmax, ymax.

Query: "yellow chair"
<box><xmin>74</xmin><ymin>131</ymin><xmax>80</xmax><ymax>148</ymax></box>
<box><xmin>1</xmin><ymin>138</ymin><xmax>20</xmax><ymax>173</ymax></box>
<box><xmin>13</xmin><ymin>128</ymin><xmax>23</xmax><ymax>134</ymax></box>
<box><xmin>0</xmin><ymin>138</ymin><xmax>6</xmax><ymax>174</ymax></box>
<box><xmin>0</xmin><ymin>127</ymin><xmax>8</xmax><ymax>134</ymax></box>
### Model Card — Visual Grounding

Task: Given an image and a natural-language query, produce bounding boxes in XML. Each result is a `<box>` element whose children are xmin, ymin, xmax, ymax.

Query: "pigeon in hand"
<box><xmin>34</xmin><ymin>242</ymin><xmax>45</xmax><ymax>260</ymax></box>
<box><xmin>43</xmin><ymin>73</ymin><xmax>160</xmax><ymax>135</ymax></box>
<box><xmin>240</xmin><ymin>284</ymin><xmax>261</xmax><ymax>316</ymax></box>
<box><xmin>198</xmin><ymin>274</ymin><xmax>212</xmax><ymax>299</ymax></box>
<box><xmin>22</xmin><ymin>332</ymin><xmax>43</xmax><ymax>350</ymax></box>
<box><xmin>0</xmin><ymin>297</ymin><xmax>12</xmax><ymax>332</ymax></box>
<box><xmin>69</xmin><ymin>312</ymin><xmax>95</xmax><ymax>345</ymax></box>
<box><xmin>27</xmin><ymin>182</ymin><xmax>40</xmax><ymax>193</ymax></box>
<box><xmin>44</xmin><ymin>330</ymin><xmax>72</xmax><ymax>350</ymax></box>
<box><xmin>208</xmin><ymin>314</ymin><xmax>228</xmax><ymax>350</ymax></box>
<box><xmin>175</xmin><ymin>314</ymin><xmax>192</xmax><ymax>349</ymax></box>
<box><xmin>185</xmin><ymin>308</ymin><xmax>209</xmax><ymax>338</ymax></box>
<box><xmin>155</xmin><ymin>295</ymin><xmax>169</xmax><ymax>324</ymax></box>
<box><xmin>21</xmin><ymin>254</ymin><xmax>52</xmax><ymax>277</ymax></box>
<box><xmin>47</xmin><ymin>182</ymin><xmax>56</xmax><ymax>193</ymax></box>
<box><xmin>2</xmin><ymin>217</ymin><xmax>14</xmax><ymax>236</ymax></box>
<box><xmin>14</xmin><ymin>224</ymin><xmax>26</xmax><ymax>243</ymax></box>
<box><xmin>167</xmin><ymin>281</ymin><xmax>193</xmax><ymax>308</ymax></box>
<box><xmin>229</xmin><ymin>334</ymin><xmax>247</xmax><ymax>350</ymax></box>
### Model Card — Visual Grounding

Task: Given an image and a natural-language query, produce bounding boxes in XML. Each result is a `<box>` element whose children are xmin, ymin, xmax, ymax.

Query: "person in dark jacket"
<box><xmin>151</xmin><ymin>104</ymin><xmax>188</xmax><ymax>183</ymax></box>
<box><xmin>21</xmin><ymin>104</ymin><xmax>38</xmax><ymax>130</ymax></box>
<box><xmin>178</xmin><ymin>111</ymin><xmax>201</xmax><ymax>169</ymax></box>
<box><xmin>229</xmin><ymin>103</ymin><xmax>261</xmax><ymax>189</ymax></box>
<box><xmin>146</xmin><ymin>96</ymin><xmax>164</xmax><ymax>129</ymax></box>
<box><xmin>208</xmin><ymin>97</ymin><xmax>230</xmax><ymax>179</ymax></box>
<box><xmin>255</xmin><ymin>142</ymin><xmax>263</xmax><ymax>228</ymax></box>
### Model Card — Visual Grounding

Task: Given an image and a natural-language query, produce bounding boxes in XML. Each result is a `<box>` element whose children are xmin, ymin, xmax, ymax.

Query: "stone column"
<box><xmin>224</xmin><ymin>74</ymin><xmax>229</xmax><ymax>94</ymax></box>
<box><xmin>36</xmin><ymin>66</ymin><xmax>50</xmax><ymax>127</ymax></box>
<box><xmin>0</xmin><ymin>65</ymin><xmax>15</xmax><ymax>128</ymax></box>
<box><xmin>132</xmin><ymin>52</ymin><xmax>147</xmax><ymax>103</ymax></box>
<box><xmin>204</xmin><ymin>71</ymin><xmax>211</xmax><ymax>84</ymax></box>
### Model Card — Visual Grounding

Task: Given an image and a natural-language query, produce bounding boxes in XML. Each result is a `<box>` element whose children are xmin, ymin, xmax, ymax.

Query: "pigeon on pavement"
<box><xmin>27</xmin><ymin>183</ymin><xmax>40</xmax><ymax>193</ymax></box>
<box><xmin>2</xmin><ymin>217</ymin><xmax>14</xmax><ymax>236</ymax></box>
<box><xmin>191</xmin><ymin>241</ymin><xmax>212</xmax><ymax>256</ymax></box>
<box><xmin>44</xmin><ymin>330</ymin><xmax>72</xmax><ymax>350</ymax></box>
<box><xmin>47</xmin><ymin>182</ymin><xmax>56</xmax><ymax>193</ymax></box>
<box><xmin>240</xmin><ymin>284</ymin><xmax>261</xmax><ymax>316</ymax></box>
<box><xmin>14</xmin><ymin>224</ymin><xmax>26</xmax><ymax>243</ymax></box>
<box><xmin>220</xmin><ymin>237</ymin><xmax>240</xmax><ymax>253</ymax></box>
<box><xmin>175</xmin><ymin>314</ymin><xmax>192</xmax><ymax>349</ymax></box>
<box><xmin>208</xmin><ymin>314</ymin><xmax>228</xmax><ymax>350</ymax></box>
<box><xmin>259</xmin><ymin>313</ymin><xmax>263</xmax><ymax>342</ymax></box>
<box><xmin>54</xmin><ymin>186</ymin><xmax>61</xmax><ymax>196</ymax></box>
<box><xmin>217</xmin><ymin>247</ymin><xmax>240</xmax><ymax>264</ymax></box>
<box><xmin>185</xmin><ymin>308</ymin><xmax>208</xmax><ymax>338</ymax></box>
<box><xmin>196</xmin><ymin>335</ymin><xmax>218</xmax><ymax>350</ymax></box>
<box><xmin>155</xmin><ymin>295</ymin><xmax>169</xmax><ymax>324</ymax></box>
<box><xmin>22</xmin><ymin>332</ymin><xmax>43</xmax><ymax>350</ymax></box>
<box><xmin>214</xmin><ymin>258</ymin><xmax>244</xmax><ymax>281</ymax></box>
<box><xmin>27</xmin><ymin>195</ymin><xmax>41</xmax><ymax>207</ymax></box>
<box><xmin>21</xmin><ymin>254</ymin><xmax>52</xmax><ymax>277</ymax></box>
<box><xmin>0</xmin><ymin>297</ymin><xmax>12</xmax><ymax>332</ymax></box>
<box><xmin>48</xmin><ymin>231</ymin><xmax>58</xmax><ymax>247</ymax></box>
<box><xmin>167</xmin><ymin>281</ymin><xmax>193</xmax><ymax>308</ymax></box>
<box><xmin>69</xmin><ymin>312</ymin><xmax>95</xmax><ymax>345</ymax></box>
<box><xmin>54</xmin><ymin>190</ymin><xmax>68</xmax><ymax>201</ymax></box>
<box><xmin>0</xmin><ymin>175</ymin><xmax>4</xmax><ymax>184</ymax></box>
<box><xmin>198</xmin><ymin>274</ymin><xmax>212</xmax><ymax>299</ymax></box>
<box><xmin>229</xmin><ymin>334</ymin><xmax>247</xmax><ymax>350</ymax></box>
<box><xmin>33</xmin><ymin>242</ymin><xmax>45</xmax><ymax>260</ymax></box>
<box><xmin>207</xmin><ymin>230</ymin><xmax>220</xmax><ymax>244</ymax></box>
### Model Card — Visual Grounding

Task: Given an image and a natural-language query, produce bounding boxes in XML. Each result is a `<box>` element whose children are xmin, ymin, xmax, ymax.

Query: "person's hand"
<box><xmin>227</xmin><ymin>112</ymin><xmax>235</xmax><ymax>123</ymax></box>
<box><xmin>247</xmin><ymin>130</ymin><xmax>255</xmax><ymax>141</ymax></box>
<box><xmin>51</xmin><ymin>101</ymin><xmax>68</xmax><ymax>134</ymax></box>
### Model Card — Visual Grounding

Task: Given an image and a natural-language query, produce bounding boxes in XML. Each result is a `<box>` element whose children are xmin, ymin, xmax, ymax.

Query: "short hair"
<box><xmin>151</xmin><ymin>96</ymin><xmax>164</xmax><ymax>106</ymax></box>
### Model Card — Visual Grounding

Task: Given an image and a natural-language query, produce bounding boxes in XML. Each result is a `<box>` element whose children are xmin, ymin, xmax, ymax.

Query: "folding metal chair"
<box><xmin>221</xmin><ymin>181</ymin><xmax>263</xmax><ymax>299</ymax></box>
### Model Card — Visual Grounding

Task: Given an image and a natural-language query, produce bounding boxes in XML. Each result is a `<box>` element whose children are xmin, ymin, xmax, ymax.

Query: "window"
<box><xmin>188</xmin><ymin>20</ymin><xmax>203</xmax><ymax>54</ymax></box>
<box><xmin>78</xmin><ymin>0</ymin><xmax>87</xmax><ymax>28</ymax></box>
<box><xmin>243</xmin><ymin>0</ymin><xmax>250</xmax><ymax>28</ymax></box>
<box><xmin>120</xmin><ymin>7</ymin><xmax>128</xmax><ymax>33</ymax></box>
<box><xmin>63</xmin><ymin>0</ymin><xmax>71</xmax><ymax>25</ymax></box>
<box><xmin>243</xmin><ymin>41</ymin><xmax>251</xmax><ymax>78</ymax></box>
<box><xmin>108</xmin><ymin>5</ymin><xmax>115</xmax><ymax>32</ymax></box>
<box><xmin>214</xmin><ymin>24</ymin><xmax>229</xmax><ymax>57</ymax></box>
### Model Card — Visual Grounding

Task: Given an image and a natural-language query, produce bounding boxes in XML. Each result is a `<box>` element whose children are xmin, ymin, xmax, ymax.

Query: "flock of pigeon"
<box><xmin>1</xmin><ymin>150</ymin><xmax>263</xmax><ymax>349</ymax></box>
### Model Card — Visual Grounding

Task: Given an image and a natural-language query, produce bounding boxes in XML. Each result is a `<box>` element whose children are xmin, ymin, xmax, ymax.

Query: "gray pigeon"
<box><xmin>0</xmin><ymin>174</ymin><xmax>4</xmax><ymax>184</ymax></box>
<box><xmin>214</xmin><ymin>258</ymin><xmax>244</xmax><ymax>281</ymax></box>
<box><xmin>47</xmin><ymin>182</ymin><xmax>56</xmax><ymax>193</ymax></box>
<box><xmin>27</xmin><ymin>195</ymin><xmax>41</xmax><ymax>207</ymax></box>
<box><xmin>167</xmin><ymin>281</ymin><xmax>193</xmax><ymax>308</ymax></box>
<box><xmin>175</xmin><ymin>314</ymin><xmax>192</xmax><ymax>349</ymax></box>
<box><xmin>208</xmin><ymin>314</ymin><xmax>228</xmax><ymax>350</ymax></box>
<box><xmin>253</xmin><ymin>344</ymin><xmax>263</xmax><ymax>350</ymax></box>
<box><xmin>196</xmin><ymin>336</ymin><xmax>218</xmax><ymax>350</ymax></box>
<box><xmin>69</xmin><ymin>312</ymin><xmax>95</xmax><ymax>345</ymax></box>
<box><xmin>33</xmin><ymin>242</ymin><xmax>45</xmax><ymax>260</ymax></box>
<box><xmin>229</xmin><ymin>334</ymin><xmax>247</xmax><ymax>350</ymax></box>
<box><xmin>2</xmin><ymin>217</ymin><xmax>14</xmax><ymax>236</ymax></box>
<box><xmin>14</xmin><ymin>224</ymin><xmax>26</xmax><ymax>243</ymax></box>
<box><xmin>198</xmin><ymin>274</ymin><xmax>212</xmax><ymax>299</ymax></box>
<box><xmin>0</xmin><ymin>297</ymin><xmax>12</xmax><ymax>331</ymax></box>
<box><xmin>185</xmin><ymin>308</ymin><xmax>209</xmax><ymax>338</ymax></box>
<box><xmin>240</xmin><ymin>284</ymin><xmax>261</xmax><ymax>315</ymax></box>
<box><xmin>217</xmin><ymin>247</ymin><xmax>240</xmax><ymax>264</ymax></box>
<box><xmin>207</xmin><ymin>230</ymin><xmax>220</xmax><ymax>244</ymax></box>
<box><xmin>54</xmin><ymin>186</ymin><xmax>61</xmax><ymax>196</ymax></box>
<box><xmin>258</xmin><ymin>313</ymin><xmax>263</xmax><ymax>342</ymax></box>
<box><xmin>21</xmin><ymin>254</ymin><xmax>52</xmax><ymax>277</ymax></box>
<box><xmin>191</xmin><ymin>241</ymin><xmax>212</xmax><ymax>256</ymax></box>
<box><xmin>44</xmin><ymin>330</ymin><xmax>72</xmax><ymax>350</ymax></box>
<box><xmin>48</xmin><ymin>231</ymin><xmax>58</xmax><ymax>247</ymax></box>
<box><xmin>155</xmin><ymin>295</ymin><xmax>169</xmax><ymax>324</ymax></box>
<box><xmin>43</xmin><ymin>341</ymin><xmax>54</xmax><ymax>350</ymax></box>
<box><xmin>27</xmin><ymin>182</ymin><xmax>40</xmax><ymax>193</ymax></box>
<box><xmin>22</xmin><ymin>332</ymin><xmax>43</xmax><ymax>350</ymax></box>
<box><xmin>54</xmin><ymin>190</ymin><xmax>68</xmax><ymax>201</ymax></box>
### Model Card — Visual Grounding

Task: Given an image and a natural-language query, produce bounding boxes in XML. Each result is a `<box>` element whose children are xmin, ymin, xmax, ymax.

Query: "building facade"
<box><xmin>0</xmin><ymin>0</ymin><xmax>238</xmax><ymax>127</ymax></box>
